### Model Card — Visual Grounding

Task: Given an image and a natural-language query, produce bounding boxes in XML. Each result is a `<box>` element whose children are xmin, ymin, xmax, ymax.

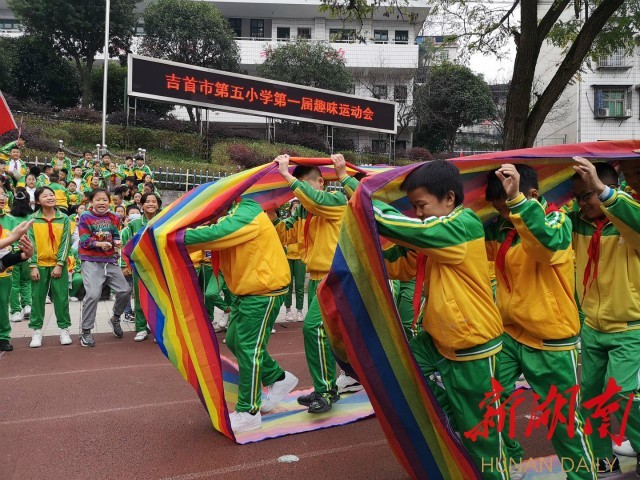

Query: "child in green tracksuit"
<box><xmin>571</xmin><ymin>157</ymin><xmax>640</xmax><ymax>476</ymax></box>
<box><xmin>485</xmin><ymin>164</ymin><xmax>596</xmax><ymax>479</ymax></box>
<box><xmin>68</xmin><ymin>249</ymin><xmax>82</xmax><ymax>300</ymax></box>
<box><xmin>372</xmin><ymin>160</ymin><xmax>508</xmax><ymax>480</ymax></box>
<box><xmin>9</xmin><ymin>188</ymin><xmax>32</xmax><ymax>322</ymax></box>
<box><xmin>185</xmin><ymin>197</ymin><xmax>297</xmax><ymax>434</ymax></box>
<box><xmin>277</xmin><ymin>199</ymin><xmax>306</xmax><ymax>322</ymax></box>
<box><xmin>121</xmin><ymin>193</ymin><xmax>161</xmax><ymax>342</ymax></box>
<box><xmin>28</xmin><ymin>186</ymin><xmax>72</xmax><ymax>348</ymax></box>
<box><xmin>273</xmin><ymin>154</ymin><xmax>356</xmax><ymax>414</ymax></box>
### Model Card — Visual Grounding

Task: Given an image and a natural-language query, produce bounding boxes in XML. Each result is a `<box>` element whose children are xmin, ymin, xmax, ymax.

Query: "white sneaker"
<box><xmin>271</xmin><ymin>327</ymin><xmax>276</xmax><ymax>334</ymax></box>
<box><xmin>613</xmin><ymin>439</ymin><xmax>637</xmax><ymax>457</ymax></box>
<box><xmin>134</xmin><ymin>330</ymin><xmax>148</xmax><ymax>342</ymax></box>
<box><xmin>213</xmin><ymin>321</ymin><xmax>224</xmax><ymax>333</ymax></box>
<box><xmin>45</xmin><ymin>297</ymin><xmax>51</xmax><ymax>304</ymax></box>
<box><xmin>218</xmin><ymin>311</ymin><xmax>229</xmax><ymax>330</ymax></box>
<box><xmin>261</xmin><ymin>371</ymin><xmax>299</xmax><ymax>412</ymax></box>
<box><xmin>10</xmin><ymin>312</ymin><xmax>22</xmax><ymax>322</ymax></box>
<box><xmin>30</xmin><ymin>330</ymin><xmax>43</xmax><ymax>348</ymax></box>
<box><xmin>60</xmin><ymin>328</ymin><xmax>72</xmax><ymax>345</ymax></box>
<box><xmin>109</xmin><ymin>293</ymin><xmax>115</xmax><ymax>301</ymax></box>
<box><xmin>285</xmin><ymin>310</ymin><xmax>294</xmax><ymax>322</ymax></box>
<box><xmin>229</xmin><ymin>411</ymin><xmax>261</xmax><ymax>433</ymax></box>
<box><xmin>510</xmin><ymin>466</ymin><xmax>526</xmax><ymax>480</ymax></box>
<box><xmin>296</xmin><ymin>310</ymin><xmax>304</xmax><ymax>322</ymax></box>
<box><xmin>336</xmin><ymin>371</ymin><xmax>364</xmax><ymax>393</ymax></box>
<box><xmin>22</xmin><ymin>305</ymin><xmax>31</xmax><ymax>317</ymax></box>
<box><xmin>69</xmin><ymin>297</ymin><xmax>79</xmax><ymax>302</ymax></box>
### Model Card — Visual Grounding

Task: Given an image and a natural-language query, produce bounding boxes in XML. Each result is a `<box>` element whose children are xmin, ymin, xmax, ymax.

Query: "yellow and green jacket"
<box><xmin>485</xmin><ymin>194</ymin><xmax>579</xmax><ymax>350</ymax></box>
<box><xmin>117</xmin><ymin>164</ymin><xmax>135</xmax><ymax>180</ymax></box>
<box><xmin>48</xmin><ymin>183</ymin><xmax>69</xmax><ymax>210</ymax></box>
<box><xmin>382</xmin><ymin>244</ymin><xmax>418</xmax><ymax>282</ymax></box>
<box><xmin>120</xmin><ymin>215</ymin><xmax>150</xmax><ymax>268</ymax></box>
<box><xmin>571</xmin><ymin>189</ymin><xmax>640</xmax><ymax>333</ymax></box>
<box><xmin>184</xmin><ymin>198</ymin><xmax>290</xmax><ymax>296</ymax></box>
<box><xmin>36</xmin><ymin>174</ymin><xmax>51</xmax><ymax>187</ymax></box>
<box><xmin>276</xmin><ymin>204</ymin><xmax>307</xmax><ymax>261</ymax></box>
<box><xmin>67</xmin><ymin>249</ymin><xmax>81</xmax><ymax>274</ymax></box>
<box><xmin>133</xmin><ymin>165</ymin><xmax>153</xmax><ymax>182</ymax></box>
<box><xmin>68</xmin><ymin>190</ymin><xmax>83</xmax><ymax>207</ymax></box>
<box><xmin>0</xmin><ymin>213</ymin><xmax>21</xmax><ymax>277</ymax></box>
<box><xmin>50</xmin><ymin>157</ymin><xmax>73</xmax><ymax>180</ymax></box>
<box><xmin>273</xmin><ymin>177</ymin><xmax>356</xmax><ymax>280</ymax></box>
<box><xmin>28</xmin><ymin>209</ymin><xmax>70</xmax><ymax>267</ymax></box>
<box><xmin>5</xmin><ymin>158</ymin><xmax>28</xmax><ymax>186</ymax></box>
<box><xmin>374</xmin><ymin>201</ymin><xmax>503</xmax><ymax>362</ymax></box>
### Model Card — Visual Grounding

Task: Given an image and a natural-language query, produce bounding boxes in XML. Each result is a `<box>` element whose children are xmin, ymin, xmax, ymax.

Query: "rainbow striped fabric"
<box><xmin>126</xmin><ymin>158</ymin><xmax>365</xmax><ymax>442</ymax></box>
<box><xmin>127</xmin><ymin>141</ymin><xmax>640</xmax><ymax>476</ymax></box>
<box><xmin>317</xmin><ymin>140</ymin><xmax>640</xmax><ymax>479</ymax></box>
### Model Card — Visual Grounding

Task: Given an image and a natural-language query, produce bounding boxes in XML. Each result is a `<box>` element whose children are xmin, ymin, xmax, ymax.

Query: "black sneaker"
<box><xmin>597</xmin><ymin>456</ymin><xmax>621</xmax><ymax>478</ymax></box>
<box><xmin>308</xmin><ymin>391</ymin><xmax>340</xmax><ymax>414</ymax></box>
<box><xmin>109</xmin><ymin>317</ymin><xmax>123</xmax><ymax>338</ymax></box>
<box><xmin>0</xmin><ymin>339</ymin><xmax>13</xmax><ymax>351</ymax></box>
<box><xmin>80</xmin><ymin>332</ymin><xmax>95</xmax><ymax>347</ymax></box>
<box><xmin>297</xmin><ymin>389</ymin><xmax>340</xmax><ymax>407</ymax></box>
<box><xmin>123</xmin><ymin>313</ymin><xmax>134</xmax><ymax>323</ymax></box>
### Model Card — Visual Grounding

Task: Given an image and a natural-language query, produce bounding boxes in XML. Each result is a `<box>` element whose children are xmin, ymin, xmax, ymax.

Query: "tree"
<box><xmin>258</xmin><ymin>40</ymin><xmax>354</xmax><ymax>93</ymax></box>
<box><xmin>319</xmin><ymin>0</ymin><xmax>640</xmax><ymax>149</ymax></box>
<box><xmin>9</xmin><ymin>0</ymin><xmax>136</xmax><ymax>108</ymax></box>
<box><xmin>413</xmin><ymin>63</ymin><xmax>495</xmax><ymax>152</ymax></box>
<box><xmin>91</xmin><ymin>63</ymin><xmax>127</xmax><ymax>114</ymax></box>
<box><xmin>0</xmin><ymin>35</ymin><xmax>80</xmax><ymax>109</ymax></box>
<box><xmin>141</xmin><ymin>0</ymin><xmax>240</xmax><ymax>125</ymax></box>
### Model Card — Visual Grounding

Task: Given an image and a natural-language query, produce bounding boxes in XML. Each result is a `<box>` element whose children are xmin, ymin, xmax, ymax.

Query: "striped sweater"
<box><xmin>78</xmin><ymin>210</ymin><xmax>121</xmax><ymax>264</ymax></box>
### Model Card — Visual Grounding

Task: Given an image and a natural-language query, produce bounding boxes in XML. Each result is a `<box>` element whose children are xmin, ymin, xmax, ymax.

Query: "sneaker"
<box><xmin>261</xmin><ymin>372</ymin><xmax>299</xmax><ymax>412</ymax></box>
<box><xmin>134</xmin><ymin>330</ymin><xmax>148</xmax><ymax>342</ymax></box>
<box><xmin>9</xmin><ymin>312</ymin><xmax>22</xmax><ymax>322</ymax></box>
<box><xmin>613</xmin><ymin>439</ymin><xmax>637</xmax><ymax>457</ymax></box>
<box><xmin>45</xmin><ymin>297</ymin><xmax>51</xmax><ymax>304</ymax></box>
<box><xmin>271</xmin><ymin>327</ymin><xmax>276</xmax><ymax>334</ymax></box>
<box><xmin>229</xmin><ymin>411</ymin><xmax>261</xmax><ymax>433</ymax></box>
<box><xmin>22</xmin><ymin>305</ymin><xmax>31</xmax><ymax>317</ymax></box>
<box><xmin>109</xmin><ymin>293</ymin><xmax>115</xmax><ymax>301</ymax></box>
<box><xmin>60</xmin><ymin>328</ymin><xmax>72</xmax><ymax>345</ymax></box>
<box><xmin>123</xmin><ymin>313</ymin><xmax>134</xmax><ymax>323</ymax></box>
<box><xmin>29</xmin><ymin>330</ymin><xmax>43</xmax><ymax>348</ymax></box>
<box><xmin>596</xmin><ymin>456</ymin><xmax>621</xmax><ymax>478</ymax></box>
<box><xmin>336</xmin><ymin>371</ymin><xmax>364</xmax><ymax>394</ymax></box>
<box><xmin>109</xmin><ymin>316</ymin><xmax>123</xmax><ymax>338</ymax></box>
<box><xmin>284</xmin><ymin>310</ymin><xmax>294</xmax><ymax>322</ymax></box>
<box><xmin>218</xmin><ymin>311</ymin><xmax>229</xmax><ymax>330</ymax></box>
<box><xmin>297</xmin><ymin>390</ymin><xmax>340</xmax><ymax>408</ymax></box>
<box><xmin>69</xmin><ymin>297</ymin><xmax>79</xmax><ymax>302</ymax></box>
<box><xmin>308</xmin><ymin>391</ymin><xmax>340</xmax><ymax>414</ymax></box>
<box><xmin>0</xmin><ymin>339</ymin><xmax>13</xmax><ymax>351</ymax></box>
<box><xmin>213</xmin><ymin>321</ymin><xmax>225</xmax><ymax>333</ymax></box>
<box><xmin>80</xmin><ymin>331</ymin><xmax>95</xmax><ymax>347</ymax></box>
<box><xmin>509</xmin><ymin>466</ymin><xmax>526</xmax><ymax>480</ymax></box>
<box><xmin>296</xmin><ymin>310</ymin><xmax>304</xmax><ymax>322</ymax></box>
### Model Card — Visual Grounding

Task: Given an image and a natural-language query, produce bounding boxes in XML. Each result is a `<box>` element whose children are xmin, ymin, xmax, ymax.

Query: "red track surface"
<box><xmin>1</xmin><ymin>323</ymin><xmax>554</xmax><ymax>480</ymax></box>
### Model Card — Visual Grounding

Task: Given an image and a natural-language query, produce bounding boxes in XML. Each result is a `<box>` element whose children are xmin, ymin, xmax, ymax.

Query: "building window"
<box><xmin>297</xmin><ymin>27</ymin><xmax>311</xmax><ymax>40</ymax></box>
<box><xmin>250</xmin><ymin>19</ymin><xmax>265</xmax><ymax>38</ymax></box>
<box><xmin>0</xmin><ymin>19</ymin><xmax>21</xmax><ymax>30</ymax></box>
<box><xmin>597</xmin><ymin>48</ymin><xmax>630</xmax><ymax>69</ymax></box>
<box><xmin>373</xmin><ymin>30</ymin><xmax>388</xmax><ymax>44</ymax></box>
<box><xmin>394</xmin><ymin>30</ymin><xmax>409</xmax><ymax>44</ymax></box>
<box><xmin>228</xmin><ymin>18</ymin><xmax>242</xmax><ymax>38</ymax></box>
<box><xmin>329</xmin><ymin>28</ymin><xmax>356</xmax><ymax>43</ymax></box>
<box><xmin>372</xmin><ymin>85</ymin><xmax>388</xmax><ymax>99</ymax></box>
<box><xmin>396</xmin><ymin>140</ymin><xmax>407</xmax><ymax>152</ymax></box>
<box><xmin>277</xmin><ymin>27</ymin><xmax>290</xmax><ymax>41</ymax></box>
<box><xmin>594</xmin><ymin>87</ymin><xmax>632</xmax><ymax>118</ymax></box>
<box><xmin>439</xmin><ymin>50</ymin><xmax>450</xmax><ymax>61</ymax></box>
<box><xmin>372</xmin><ymin>139</ymin><xmax>387</xmax><ymax>153</ymax></box>
<box><xmin>394</xmin><ymin>85</ymin><xmax>408</xmax><ymax>103</ymax></box>
<box><xmin>134</xmin><ymin>24</ymin><xmax>145</xmax><ymax>36</ymax></box>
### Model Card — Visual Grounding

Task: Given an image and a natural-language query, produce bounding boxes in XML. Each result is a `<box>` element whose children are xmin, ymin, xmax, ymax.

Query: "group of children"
<box><xmin>185</xmin><ymin>152</ymin><xmax>638</xmax><ymax>480</ymax></box>
<box><xmin>0</xmin><ymin>138</ymin><xmax>163</xmax><ymax>350</ymax></box>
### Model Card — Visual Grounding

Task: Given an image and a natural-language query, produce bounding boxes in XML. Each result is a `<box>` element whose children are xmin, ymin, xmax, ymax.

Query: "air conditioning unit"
<box><xmin>597</xmin><ymin>108</ymin><xmax>610</xmax><ymax>117</ymax></box>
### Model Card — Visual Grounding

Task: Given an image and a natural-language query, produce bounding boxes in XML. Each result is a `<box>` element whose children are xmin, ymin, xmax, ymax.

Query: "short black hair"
<box><xmin>486</xmin><ymin>164</ymin><xmax>539</xmax><ymax>201</ymax></box>
<box><xmin>49</xmin><ymin>172</ymin><xmax>60</xmax><ymax>183</ymax></box>
<box><xmin>43</xmin><ymin>165</ymin><xmax>53</xmax><ymax>172</ymax></box>
<box><xmin>400</xmin><ymin>160</ymin><xmax>464</xmax><ymax>207</ymax></box>
<box><xmin>125</xmin><ymin>176</ymin><xmax>136</xmax><ymax>183</ymax></box>
<box><xmin>10</xmin><ymin>146</ymin><xmax>20</xmax><ymax>152</ymax></box>
<box><xmin>126</xmin><ymin>204</ymin><xmax>141</xmax><ymax>215</ymax></box>
<box><xmin>141</xmin><ymin>192</ymin><xmax>162</xmax><ymax>208</ymax></box>
<box><xmin>61</xmin><ymin>168</ymin><xmax>68</xmax><ymax>176</ymax></box>
<box><xmin>88</xmin><ymin>188</ymin><xmax>109</xmax><ymax>202</ymax></box>
<box><xmin>101</xmin><ymin>153</ymin><xmax>110</xmax><ymax>159</ymax></box>
<box><xmin>572</xmin><ymin>162</ymin><xmax>619</xmax><ymax>186</ymax></box>
<box><xmin>292</xmin><ymin>165</ymin><xmax>322</xmax><ymax>181</ymax></box>
<box><xmin>125</xmin><ymin>155</ymin><xmax>133</xmax><ymax>161</ymax></box>
<box><xmin>56</xmin><ymin>148</ymin><xmax>64</xmax><ymax>154</ymax></box>
<box><xmin>83</xmin><ymin>150</ymin><xmax>92</xmax><ymax>156</ymax></box>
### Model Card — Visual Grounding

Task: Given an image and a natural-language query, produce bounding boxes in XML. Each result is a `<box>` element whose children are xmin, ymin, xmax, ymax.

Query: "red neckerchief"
<box><xmin>495</xmin><ymin>202</ymin><xmax>559</xmax><ymax>293</ymax></box>
<box><xmin>411</xmin><ymin>253</ymin><xmax>428</xmax><ymax>330</ymax></box>
<box><xmin>303</xmin><ymin>212</ymin><xmax>313</xmax><ymax>251</ymax></box>
<box><xmin>43</xmin><ymin>217</ymin><xmax>58</xmax><ymax>251</ymax></box>
<box><xmin>582</xmin><ymin>216</ymin><xmax>608</xmax><ymax>301</ymax></box>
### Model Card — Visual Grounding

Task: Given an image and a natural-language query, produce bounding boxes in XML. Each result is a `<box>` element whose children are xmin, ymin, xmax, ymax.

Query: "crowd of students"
<box><xmin>1</xmin><ymin>136</ymin><xmax>638</xmax><ymax>478</ymax></box>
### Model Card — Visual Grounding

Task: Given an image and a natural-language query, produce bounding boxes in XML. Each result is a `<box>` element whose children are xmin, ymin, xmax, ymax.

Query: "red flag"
<box><xmin>0</xmin><ymin>90</ymin><xmax>17</xmax><ymax>136</ymax></box>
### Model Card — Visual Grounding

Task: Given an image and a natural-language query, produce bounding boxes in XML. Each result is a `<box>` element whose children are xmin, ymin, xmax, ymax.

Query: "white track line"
<box><xmin>0</xmin><ymin>362</ymin><xmax>171</xmax><ymax>380</ymax></box>
<box><xmin>160</xmin><ymin>440</ymin><xmax>389</xmax><ymax>480</ymax></box>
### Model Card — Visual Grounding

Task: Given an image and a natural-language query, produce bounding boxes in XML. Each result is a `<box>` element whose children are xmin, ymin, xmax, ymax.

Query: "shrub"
<box><xmin>58</xmin><ymin>108</ymin><xmax>102</xmax><ymax>123</ymax></box>
<box><xmin>406</xmin><ymin>147</ymin><xmax>434</xmax><ymax>161</ymax></box>
<box><xmin>227</xmin><ymin>143</ymin><xmax>262</xmax><ymax>168</ymax></box>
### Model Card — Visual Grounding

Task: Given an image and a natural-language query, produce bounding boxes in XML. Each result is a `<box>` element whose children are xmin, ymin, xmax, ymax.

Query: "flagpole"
<box><xmin>101</xmin><ymin>0</ymin><xmax>111</xmax><ymax>151</ymax></box>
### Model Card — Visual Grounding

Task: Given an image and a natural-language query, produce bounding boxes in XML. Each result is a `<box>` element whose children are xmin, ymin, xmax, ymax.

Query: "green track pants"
<box><xmin>225</xmin><ymin>293</ymin><xmax>285</xmax><ymax>413</ymax></box>
<box><xmin>410</xmin><ymin>331</ymin><xmax>510</xmax><ymax>480</ymax></box>
<box><xmin>10</xmin><ymin>262</ymin><xmax>30</xmax><ymax>314</ymax></box>
<box><xmin>29</xmin><ymin>266</ymin><xmax>70</xmax><ymax>330</ymax></box>
<box><xmin>285</xmin><ymin>258</ymin><xmax>305</xmax><ymax>310</ymax></box>
<box><xmin>497</xmin><ymin>333</ymin><xmax>596</xmax><ymax>480</ymax></box>
<box><xmin>303</xmin><ymin>278</ymin><xmax>337</xmax><ymax>394</ymax></box>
